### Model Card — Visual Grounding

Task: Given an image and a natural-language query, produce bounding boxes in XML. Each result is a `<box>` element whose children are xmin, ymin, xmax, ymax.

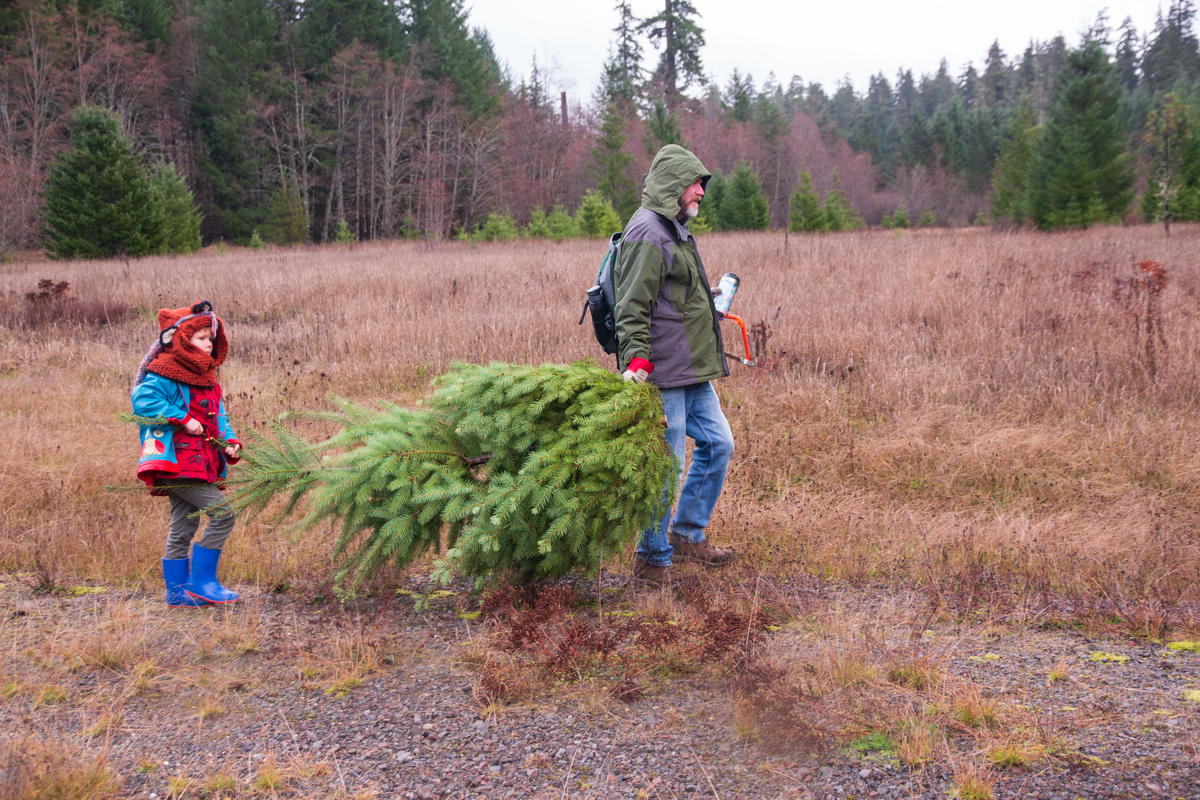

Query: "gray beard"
<box><xmin>684</xmin><ymin>204</ymin><xmax>699</xmax><ymax>219</ymax></box>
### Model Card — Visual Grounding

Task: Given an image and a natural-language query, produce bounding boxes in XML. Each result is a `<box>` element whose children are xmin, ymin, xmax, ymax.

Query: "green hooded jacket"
<box><xmin>612</xmin><ymin>145</ymin><xmax>728</xmax><ymax>389</ymax></box>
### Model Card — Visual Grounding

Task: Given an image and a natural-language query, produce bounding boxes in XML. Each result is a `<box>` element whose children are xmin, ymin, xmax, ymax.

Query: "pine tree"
<box><xmin>643</xmin><ymin>100</ymin><xmax>683</xmax><ymax>155</ymax></box>
<box><xmin>1030</xmin><ymin>36</ymin><xmax>1069</xmax><ymax>119</ymax></box>
<box><xmin>191</xmin><ymin>0</ymin><xmax>281</xmax><ymax>243</ymax></box>
<box><xmin>823</xmin><ymin>173</ymin><xmax>862</xmax><ymax>231</ymax></box>
<box><xmin>754</xmin><ymin>89</ymin><xmax>790</xmax><ymax>226</ymax></box>
<box><xmin>900</xmin><ymin>112</ymin><xmax>935</xmax><ymax>168</ymax></box>
<box><xmin>408</xmin><ymin>0</ymin><xmax>502</xmax><ymax>118</ymax></box>
<box><xmin>931</xmin><ymin>97</ymin><xmax>970</xmax><ymax>177</ymax></box>
<box><xmin>723</xmin><ymin>69</ymin><xmax>754</xmax><ymax>122</ymax></box>
<box><xmin>638</xmin><ymin>0</ymin><xmax>705</xmax><ymax>110</ymax></box>
<box><xmin>576</xmin><ymin>190</ymin><xmax>623</xmax><ymax>237</ymax></box>
<box><xmin>960</xmin><ymin>63</ymin><xmax>981</xmax><ymax>111</ymax></box>
<box><xmin>42</xmin><ymin>106</ymin><xmax>165</xmax><ymax>259</ymax></box>
<box><xmin>788</xmin><ymin>170</ymin><xmax>825</xmax><ymax>232</ymax></box>
<box><xmin>717</xmin><ymin>163</ymin><xmax>769</xmax><ymax>230</ymax></box>
<box><xmin>855</xmin><ymin>73</ymin><xmax>898</xmax><ymax>183</ymax></box>
<box><xmin>546</xmin><ymin>204</ymin><xmax>580</xmax><ymax>239</ymax></box>
<box><xmin>1142</xmin><ymin>93</ymin><xmax>1200</xmax><ymax>233</ymax></box>
<box><xmin>1113</xmin><ymin>16</ymin><xmax>1142</xmax><ymax>93</ymax></box>
<box><xmin>335</xmin><ymin>219</ymin><xmax>356</xmax><ymax>243</ymax></box>
<box><xmin>115</xmin><ymin>0</ymin><xmax>173</xmax><ymax>45</ymax></box>
<box><xmin>148</xmin><ymin>163</ymin><xmax>203</xmax><ymax>253</ymax></box>
<box><xmin>981</xmin><ymin>40</ymin><xmax>1010</xmax><ymax>109</ymax></box>
<box><xmin>1028</xmin><ymin>39</ymin><xmax>1132</xmax><ymax>229</ymax></box>
<box><xmin>297</xmin><ymin>0</ymin><xmax>407</xmax><ymax>67</ymax></box>
<box><xmin>988</xmin><ymin>95</ymin><xmax>1038</xmax><ymax>227</ymax></box>
<box><xmin>595</xmin><ymin>0</ymin><xmax>643</xmax><ymax>111</ymax></box>
<box><xmin>472</xmin><ymin>212</ymin><xmax>518</xmax><ymax>241</ymax></box>
<box><xmin>828</xmin><ymin>79</ymin><xmax>860</xmax><ymax>137</ymax></box>
<box><xmin>590</xmin><ymin>104</ymin><xmax>639</xmax><ymax>221</ymax></box>
<box><xmin>264</xmin><ymin>178</ymin><xmax>310</xmax><ymax>245</ymax></box>
<box><xmin>693</xmin><ymin>173</ymin><xmax>724</xmax><ymax>231</ymax></box>
<box><xmin>227</xmin><ymin>362</ymin><xmax>678</xmax><ymax>589</ymax></box>
<box><xmin>1142</xmin><ymin>0</ymin><xmax>1200</xmax><ymax>93</ymax></box>
<box><xmin>885</xmin><ymin>204</ymin><xmax>910</xmax><ymax>228</ymax></box>
<box><xmin>525</xmin><ymin>207</ymin><xmax>551</xmax><ymax>238</ymax></box>
<box><xmin>919</xmin><ymin>60</ymin><xmax>956</xmax><ymax>116</ymax></box>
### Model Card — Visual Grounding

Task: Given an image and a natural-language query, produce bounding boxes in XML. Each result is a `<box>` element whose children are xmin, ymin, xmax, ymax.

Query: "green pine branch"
<box><xmin>223</xmin><ymin>362</ymin><xmax>677</xmax><ymax>592</ymax></box>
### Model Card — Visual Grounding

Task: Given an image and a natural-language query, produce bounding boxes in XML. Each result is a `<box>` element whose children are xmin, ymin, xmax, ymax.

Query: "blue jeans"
<box><xmin>637</xmin><ymin>381</ymin><xmax>734</xmax><ymax>567</ymax></box>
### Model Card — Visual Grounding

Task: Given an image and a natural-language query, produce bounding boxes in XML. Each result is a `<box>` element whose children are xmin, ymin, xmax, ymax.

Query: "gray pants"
<box><xmin>165</xmin><ymin>483</ymin><xmax>236</xmax><ymax>559</ymax></box>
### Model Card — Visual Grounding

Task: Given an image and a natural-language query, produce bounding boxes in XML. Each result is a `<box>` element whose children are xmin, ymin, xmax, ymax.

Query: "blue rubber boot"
<box><xmin>162</xmin><ymin>558</ymin><xmax>209</xmax><ymax>607</ymax></box>
<box><xmin>183</xmin><ymin>544</ymin><xmax>240</xmax><ymax>603</ymax></box>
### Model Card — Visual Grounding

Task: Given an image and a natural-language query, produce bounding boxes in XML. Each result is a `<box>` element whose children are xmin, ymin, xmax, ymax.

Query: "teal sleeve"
<box><xmin>131</xmin><ymin>374</ymin><xmax>187</xmax><ymax>422</ymax></box>
<box><xmin>217</xmin><ymin>398</ymin><xmax>237</xmax><ymax>442</ymax></box>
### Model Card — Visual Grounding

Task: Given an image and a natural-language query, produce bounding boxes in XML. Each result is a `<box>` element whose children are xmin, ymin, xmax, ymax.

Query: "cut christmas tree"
<box><xmin>229</xmin><ymin>362</ymin><xmax>678</xmax><ymax>590</ymax></box>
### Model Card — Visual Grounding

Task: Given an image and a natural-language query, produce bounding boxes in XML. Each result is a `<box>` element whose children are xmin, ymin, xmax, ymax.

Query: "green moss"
<box><xmin>850</xmin><ymin>731</ymin><xmax>894</xmax><ymax>754</ymax></box>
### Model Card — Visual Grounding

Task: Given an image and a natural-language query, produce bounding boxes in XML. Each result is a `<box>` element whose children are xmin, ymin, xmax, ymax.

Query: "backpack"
<box><xmin>578</xmin><ymin>232</ymin><xmax>622</xmax><ymax>356</ymax></box>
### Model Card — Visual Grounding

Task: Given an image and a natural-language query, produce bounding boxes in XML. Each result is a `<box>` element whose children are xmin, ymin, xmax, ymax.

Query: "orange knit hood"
<box><xmin>142</xmin><ymin>301</ymin><xmax>229</xmax><ymax>387</ymax></box>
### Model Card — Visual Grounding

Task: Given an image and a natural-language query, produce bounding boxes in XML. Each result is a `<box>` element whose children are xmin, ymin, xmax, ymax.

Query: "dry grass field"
<box><xmin>1</xmin><ymin>225</ymin><xmax>1197</xmax><ymax>618</ymax></box>
<box><xmin>1</xmin><ymin>225</ymin><xmax>1198</xmax><ymax>798</ymax></box>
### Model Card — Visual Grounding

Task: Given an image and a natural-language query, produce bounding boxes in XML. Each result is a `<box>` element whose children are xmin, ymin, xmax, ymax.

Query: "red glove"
<box><xmin>622</xmin><ymin>357</ymin><xmax>654</xmax><ymax>383</ymax></box>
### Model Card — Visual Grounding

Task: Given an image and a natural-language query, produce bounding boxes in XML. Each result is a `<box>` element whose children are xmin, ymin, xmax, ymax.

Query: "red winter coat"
<box><xmin>132</xmin><ymin>373</ymin><xmax>240</xmax><ymax>494</ymax></box>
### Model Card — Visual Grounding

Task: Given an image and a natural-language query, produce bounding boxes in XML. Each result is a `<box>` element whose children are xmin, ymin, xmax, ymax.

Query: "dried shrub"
<box><xmin>473</xmin><ymin>657</ymin><xmax>533</xmax><ymax>708</ymax></box>
<box><xmin>0</xmin><ymin>279</ymin><xmax>132</xmax><ymax>329</ymax></box>
<box><xmin>1112</xmin><ymin>260</ymin><xmax>1169</xmax><ymax>379</ymax></box>
<box><xmin>473</xmin><ymin>581</ymin><xmax>778</xmax><ymax>705</ymax></box>
<box><xmin>727</xmin><ymin>657</ymin><xmax>831</xmax><ymax>753</ymax></box>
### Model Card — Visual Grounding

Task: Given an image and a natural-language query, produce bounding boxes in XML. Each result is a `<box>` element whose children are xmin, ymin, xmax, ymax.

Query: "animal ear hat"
<box><xmin>135</xmin><ymin>301</ymin><xmax>229</xmax><ymax>386</ymax></box>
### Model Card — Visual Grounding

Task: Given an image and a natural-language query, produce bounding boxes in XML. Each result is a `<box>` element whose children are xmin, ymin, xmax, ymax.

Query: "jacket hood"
<box><xmin>640</xmin><ymin>144</ymin><xmax>711</xmax><ymax>219</ymax></box>
<box><xmin>156</xmin><ymin>302</ymin><xmax>229</xmax><ymax>369</ymax></box>
<box><xmin>143</xmin><ymin>301</ymin><xmax>228</xmax><ymax>386</ymax></box>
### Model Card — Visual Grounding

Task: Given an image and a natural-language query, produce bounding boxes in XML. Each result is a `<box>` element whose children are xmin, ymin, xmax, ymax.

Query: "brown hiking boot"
<box><xmin>632</xmin><ymin>561</ymin><xmax>679</xmax><ymax>587</ymax></box>
<box><xmin>668</xmin><ymin>532</ymin><xmax>734</xmax><ymax>566</ymax></box>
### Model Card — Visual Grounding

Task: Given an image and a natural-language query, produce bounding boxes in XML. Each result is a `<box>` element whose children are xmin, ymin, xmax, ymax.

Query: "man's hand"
<box><xmin>622</xmin><ymin>357</ymin><xmax>654</xmax><ymax>383</ymax></box>
<box><xmin>711</xmin><ymin>287</ymin><xmax>726</xmax><ymax>319</ymax></box>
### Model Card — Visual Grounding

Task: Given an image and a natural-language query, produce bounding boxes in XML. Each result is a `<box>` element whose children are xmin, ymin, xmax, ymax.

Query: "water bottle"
<box><xmin>713</xmin><ymin>272</ymin><xmax>740</xmax><ymax>315</ymax></box>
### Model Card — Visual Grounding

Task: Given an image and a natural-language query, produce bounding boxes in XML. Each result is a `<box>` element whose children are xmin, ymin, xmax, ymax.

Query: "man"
<box><xmin>613</xmin><ymin>143</ymin><xmax>736</xmax><ymax>586</ymax></box>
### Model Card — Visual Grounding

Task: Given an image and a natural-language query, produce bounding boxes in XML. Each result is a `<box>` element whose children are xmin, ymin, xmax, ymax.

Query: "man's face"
<box><xmin>679</xmin><ymin>179</ymin><xmax>705</xmax><ymax>219</ymax></box>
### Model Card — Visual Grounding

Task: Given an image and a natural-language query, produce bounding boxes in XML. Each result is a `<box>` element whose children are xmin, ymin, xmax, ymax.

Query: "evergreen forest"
<box><xmin>2</xmin><ymin>0</ymin><xmax>1200</xmax><ymax>255</ymax></box>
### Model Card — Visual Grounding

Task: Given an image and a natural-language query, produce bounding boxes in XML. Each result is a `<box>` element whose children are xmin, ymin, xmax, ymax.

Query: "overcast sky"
<box><xmin>466</xmin><ymin>1</ymin><xmax>1169</xmax><ymax>103</ymax></box>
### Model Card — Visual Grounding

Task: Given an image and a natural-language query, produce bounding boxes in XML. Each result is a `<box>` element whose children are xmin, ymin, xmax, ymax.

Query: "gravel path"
<box><xmin>1</xmin><ymin>576</ymin><xmax>1198</xmax><ymax>799</ymax></box>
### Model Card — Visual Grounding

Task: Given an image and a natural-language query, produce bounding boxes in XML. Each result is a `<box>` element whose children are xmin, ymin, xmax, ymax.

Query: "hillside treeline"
<box><xmin>2</xmin><ymin>0</ymin><xmax>1199</xmax><ymax>254</ymax></box>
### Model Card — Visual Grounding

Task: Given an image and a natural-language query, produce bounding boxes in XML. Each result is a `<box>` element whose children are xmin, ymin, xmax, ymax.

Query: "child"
<box><xmin>132</xmin><ymin>301</ymin><xmax>242</xmax><ymax>606</ymax></box>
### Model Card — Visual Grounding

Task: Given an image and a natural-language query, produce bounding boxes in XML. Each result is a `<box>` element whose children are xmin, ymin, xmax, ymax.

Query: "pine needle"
<box><xmin>225</xmin><ymin>362</ymin><xmax>677</xmax><ymax>591</ymax></box>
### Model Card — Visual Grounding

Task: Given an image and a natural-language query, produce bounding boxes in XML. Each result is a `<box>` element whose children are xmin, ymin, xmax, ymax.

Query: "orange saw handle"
<box><xmin>721</xmin><ymin>314</ymin><xmax>756</xmax><ymax>366</ymax></box>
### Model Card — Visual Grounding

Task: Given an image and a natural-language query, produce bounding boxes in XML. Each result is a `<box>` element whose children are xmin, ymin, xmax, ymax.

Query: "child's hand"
<box><xmin>183</xmin><ymin>418</ymin><xmax>204</xmax><ymax>436</ymax></box>
<box><xmin>224</xmin><ymin>443</ymin><xmax>241</xmax><ymax>459</ymax></box>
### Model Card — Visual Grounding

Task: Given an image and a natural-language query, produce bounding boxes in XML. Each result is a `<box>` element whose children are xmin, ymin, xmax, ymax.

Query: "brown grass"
<box><xmin>0</xmin><ymin>737</ymin><xmax>121</xmax><ymax>800</ymax></box>
<box><xmin>734</xmin><ymin>595</ymin><xmax>1069</xmax><ymax>766</ymax></box>
<box><xmin>0</xmin><ymin>225</ymin><xmax>1198</xmax><ymax>626</ymax></box>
